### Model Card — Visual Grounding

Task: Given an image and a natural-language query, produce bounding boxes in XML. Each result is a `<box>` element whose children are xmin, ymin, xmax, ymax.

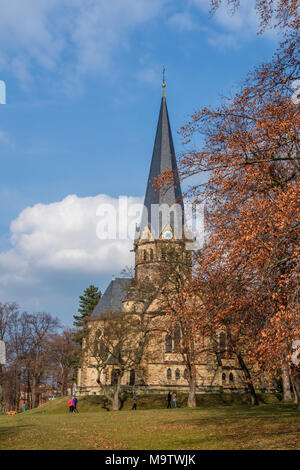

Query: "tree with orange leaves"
<box><xmin>210</xmin><ymin>0</ymin><xmax>299</xmax><ymax>32</ymax></box>
<box><xmin>157</xmin><ymin>6</ymin><xmax>299</xmax><ymax>406</ymax></box>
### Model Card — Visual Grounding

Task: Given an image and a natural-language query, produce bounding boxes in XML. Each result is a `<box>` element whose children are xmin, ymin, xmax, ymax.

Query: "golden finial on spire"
<box><xmin>162</xmin><ymin>65</ymin><xmax>166</xmax><ymax>97</ymax></box>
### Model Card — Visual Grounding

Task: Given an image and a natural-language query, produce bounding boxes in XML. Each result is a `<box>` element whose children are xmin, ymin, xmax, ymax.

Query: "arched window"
<box><xmin>161</xmin><ymin>248</ymin><xmax>166</xmax><ymax>259</ymax></box>
<box><xmin>222</xmin><ymin>372</ymin><xmax>226</xmax><ymax>383</ymax></box>
<box><xmin>143</xmin><ymin>250</ymin><xmax>147</xmax><ymax>261</ymax></box>
<box><xmin>175</xmin><ymin>369</ymin><xmax>180</xmax><ymax>380</ymax></box>
<box><xmin>159</xmin><ymin>211</ymin><xmax>162</xmax><ymax>235</ymax></box>
<box><xmin>150</xmin><ymin>248</ymin><xmax>154</xmax><ymax>261</ymax></box>
<box><xmin>229</xmin><ymin>372</ymin><xmax>234</xmax><ymax>383</ymax></box>
<box><xmin>170</xmin><ymin>211</ymin><xmax>174</xmax><ymax>230</ymax></box>
<box><xmin>219</xmin><ymin>332</ymin><xmax>226</xmax><ymax>358</ymax></box>
<box><xmin>129</xmin><ymin>370</ymin><xmax>135</xmax><ymax>386</ymax></box>
<box><xmin>167</xmin><ymin>368</ymin><xmax>172</xmax><ymax>379</ymax></box>
<box><xmin>104</xmin><ymin>369</ymin><xmax>109</xmax><ymax>384</ymax></box>
<box><xmin>165</xmin><ymin>334</ymin><xmax>172</xmax><ymax>353</ymax></box>
<box><xmin>174</xmin><ymin>324</ymin><xmax>181</xmax><ymax>351</ymax></box>
<box><xmin>184</xmin><ymin>369</ymin><xmax>188</xmax><ymax>380</ymax></box>
<box><xmin>99</xmin><ymin>340</ymin><xmax>108</xmax><ymax>358</ymax></box>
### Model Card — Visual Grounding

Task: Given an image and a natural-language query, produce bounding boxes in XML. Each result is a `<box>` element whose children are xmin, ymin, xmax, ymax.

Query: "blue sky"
<box><xmin>0</xmin><ymin>0</ymin><xmax>280</xmax><ymax>326</ymax></box>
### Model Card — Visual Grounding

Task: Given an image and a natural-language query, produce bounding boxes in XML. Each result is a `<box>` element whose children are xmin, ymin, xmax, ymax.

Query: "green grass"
<box><xmin>0</xmin><ymin>394</ymin><xmax>299</xmax><ymax>450</ymax></box>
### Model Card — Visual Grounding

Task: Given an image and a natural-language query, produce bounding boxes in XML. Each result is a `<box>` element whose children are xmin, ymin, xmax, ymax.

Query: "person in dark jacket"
<box><xmin>167</xmin><ymin>391</ymin><xmax>172</xmax><ymax>409</ymax></box>
<box><xmin>72</xmin><ymin>396</ymin><xmax>78</xmax><ymax>413</ymax></box>
<box><xmin>132</xmin><ymin>391</ymin><xmax>137</xmax><ymax>410</ymax></box>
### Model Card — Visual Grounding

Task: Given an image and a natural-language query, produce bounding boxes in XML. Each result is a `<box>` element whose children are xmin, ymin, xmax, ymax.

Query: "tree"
<box><xmin>149</xmin><ymin>244</ymin><xmax>202</xmax><ymax>408</ymax></box>
<box><xmin>25</xmin><ymin>313</ymin><xmax>60</xmax><ymax>408</ymax></box>
<box><xmin>163</xmin><ymin>284</ymin><xmax>203</xmax><ymax>409</ymax></box>
<box><xmin>48</xmin><ymin>329</ymin><xmax>80</xmax><ymax>396</ymax></box>
<box><xmin>210</xmin><ymin>0</ymin><xmax>299</xmax><ymax>32</ymax></box>
<box><xmin>192</xmin><ymin>262</ymin><xmax>262</xmax><ymax>406</ymax></box>
<box><xmin>0</xmin><ymin>302</ymin><xmax>19</xmax><ymax>412</ymax></box>
<box><xmin>157</xmin><ymin>245</ymin><xmax>261</xmax><ymax>406</ymax></box>
<box><xmin>1</xmin><ymin>308</ymin><xmax>68</xmax><ymax>411</ymax></box>
<box><xmin>157</xmin><ymin>27</ymin><xmax>299</xmax><ymax>406</ymax></box>
<box><xmin>84</xmin><ymin>311</ymin><xmax>152</xmax><ymax>411</ymax></box>
<box><xmin>73</xmin><ymin>285</ymin><xmax>101</xmax><ymax>346</ymax></box>
<box><xmin>7</xmin><ymin>311</ymin><xmax>32</xmax><ymax>411</ymax></box>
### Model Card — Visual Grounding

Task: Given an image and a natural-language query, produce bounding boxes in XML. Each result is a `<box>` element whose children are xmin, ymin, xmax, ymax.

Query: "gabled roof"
<box><xmin>91</xmin><ymin>278</ymin><xmax>132</xmax><ymax>319</ymax></box>
<box><xmin>137</xmin><ymin>95</ymin><xmax>184</xmax><ymax>239</ymax></box>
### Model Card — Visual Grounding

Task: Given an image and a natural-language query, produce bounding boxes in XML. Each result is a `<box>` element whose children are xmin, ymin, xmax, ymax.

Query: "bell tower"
<box><xmin>134</xmin><ymin>79</ymin><xmax>191</xmax><ymax>284</ymax></box>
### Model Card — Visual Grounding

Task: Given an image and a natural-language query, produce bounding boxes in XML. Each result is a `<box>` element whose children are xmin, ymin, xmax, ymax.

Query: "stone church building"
<box><xmin>77</xmin><ymin>85</ymin><xmax>267</xmax><ymax>396</ymax></box>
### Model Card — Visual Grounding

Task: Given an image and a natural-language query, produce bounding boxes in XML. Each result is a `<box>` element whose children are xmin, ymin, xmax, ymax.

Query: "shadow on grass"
<box><xmin>157</xmin><ymin>403</ymin><xmax>300</xmax><ymax>431</ymax></box>
<box><xmin>0</xmin><ymin>424</ymin><xmax>34</xmax><ymax>440</ymax></box>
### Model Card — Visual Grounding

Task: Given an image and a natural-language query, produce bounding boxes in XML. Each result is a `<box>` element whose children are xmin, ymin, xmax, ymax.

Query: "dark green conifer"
<box><xmin>73</xmin><ymin>285</ymin><xmax>101</xmax><ymax>346</ymax></box>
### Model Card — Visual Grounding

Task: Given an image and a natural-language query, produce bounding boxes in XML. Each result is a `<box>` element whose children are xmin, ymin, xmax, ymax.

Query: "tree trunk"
<box><xmin>32</xmin><ymin>376</ymin><xmax>37</xmax><ymax>409</ymax></box>
<box><xmin>0</xmin><ymin>364</ymin><xmax>3</xmax><ymax>413</ymax></box>
<box><xmin>112</xmin><ymin>378</ymin><xmax>121</xmax><ymax>411</ymax></box>
<box><xmin>187</xmin><ymin>370</ymin><xmax>197</xmax><ymax>408</ymax></box>
<box><xmin>282</xmin><ymin>362</ymin><xmax>292</xmax><ymax>401</ymax></box>
<box><xmin>27</xmin><ymin>373</ymin><xmax>32</xmax><ymax>409</ymax></box>
<box><xmin>112</xmin><ymin>391</ymin><xmax>119</xmax><ymax>411</ymax></box>
<box><xmin>62</xmin><ymin>372</ymin><xmax>67</xmax><ymax>396</ymax></box>
<box><xmin>290</xmin><ymin>366</ymin><xmax>300</xmax><ymax>410</ymax></box>
<box><xmin>15</xmin><ymin>369</ymin><xmax>21</xmax><ymax>412</ymax></box>
<box><xmin>237</xmin><ymin>353</ymin><xmax>259</xmax><ymax>406</ymax></box>
<box><xmin>291</xmin><ymin>378</ymin><xmax>297</xmax><ymax>404</ymax></box>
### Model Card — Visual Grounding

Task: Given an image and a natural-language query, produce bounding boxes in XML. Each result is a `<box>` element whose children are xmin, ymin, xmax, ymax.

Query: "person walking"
<box><xmin>173</xmin><ymin>392</ymin><xmax>177</xmax><ymax>409</ymax></box>
<box><xmin>68</xmin><ymin>397</ymin><xmax>74</xmax><ymax>413</ymax></box>
<box><xmin>167</xmin><ymin>391</ymin><xmax>172</xmax><ymax>409</ymax></box>
<box><xmin>72</xmin><ymin>396</ymin><xmax>78</xmax><ymax>413</ymax></box>
<box><xmin>132</xmin><ymin>391</ymin><xmax>137</xmax><ymax>410</ymax></box>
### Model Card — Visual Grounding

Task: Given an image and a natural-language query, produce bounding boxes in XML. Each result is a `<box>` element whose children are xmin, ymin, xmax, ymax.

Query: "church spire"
<box><xmin>137</xmin><ymin>82</ymin><xmax>184</xmax><ymax>240</ymax></box>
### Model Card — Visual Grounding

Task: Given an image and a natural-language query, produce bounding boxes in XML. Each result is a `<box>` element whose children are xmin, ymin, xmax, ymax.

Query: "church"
<box><xmin>77</xmin><ymin>83</ymin><xmax>267</xmax><ymax>396</ymax></box>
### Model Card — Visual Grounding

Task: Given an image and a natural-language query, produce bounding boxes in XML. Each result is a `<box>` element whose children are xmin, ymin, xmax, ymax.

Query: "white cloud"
<box><xmin>0</xmin><ymin>0</ymin><xmax>166</xmax><ymax>88</ymax></box>
<box><xmin>207</xmin><ymin>32</ymin><xmax>238</xmax><ymax>50</ymax></box>
<box><xmin>191</xmin><ymin>0</ymin><xmax>259</xmax><ymax>32</ymax></box>
<box><xmin>184</xmin><ymin>0</ymin><xmax>279</xmax><ymax>48</ymax></box>
<box><xmin>210</xmin><ymin>0</ymin><xmax>260</xmax><ymax>34</ymax></box>
<box><xmin>1</xmin><ymin>193</ymin><xmax>142</xmax><ymax>276</ymax></box>
<box><xmin>0</xmin><ymin>193</ymin><xmax>143</xmax><ymax>319</ymax></box>
<box><xmin>0</xmin><ymin>0</ymin><xmax>279</xmax><ymax>90</ymax></box>
<box><xmin>137</xmin><ymin>66</ymin><xmax>159</xmax><ymax>85</ymax></box>
<box><xmin>168</xmin><ymin>11</ymin><xmax>199</xmax><ymax>32</ymax></box>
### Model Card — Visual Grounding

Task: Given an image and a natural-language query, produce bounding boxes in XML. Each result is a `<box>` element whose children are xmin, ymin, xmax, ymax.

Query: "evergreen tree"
<box><xmin>73</xmin><ymin>285</ymin><xmax>101</xmax><ymax>346</ymax></box>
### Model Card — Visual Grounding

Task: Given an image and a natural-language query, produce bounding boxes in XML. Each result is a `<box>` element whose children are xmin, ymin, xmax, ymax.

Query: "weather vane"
<box><xmin>162</xmin><ymin>65</ymin><xmax>166</xmax><ymax>97</ymax></box>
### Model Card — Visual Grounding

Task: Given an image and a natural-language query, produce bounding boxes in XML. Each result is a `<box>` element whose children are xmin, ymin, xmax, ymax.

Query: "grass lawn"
<box><xmin>0</xmin><ymin>395</ymin><xmax>299</xmax><ymax>450</ymax></box>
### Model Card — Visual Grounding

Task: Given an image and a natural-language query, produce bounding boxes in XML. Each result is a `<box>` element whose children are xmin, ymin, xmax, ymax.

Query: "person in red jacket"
<box><xmin>68</xmin><ymin>397</ymin><xmax>74</xmax><ymax>413</ymax></box>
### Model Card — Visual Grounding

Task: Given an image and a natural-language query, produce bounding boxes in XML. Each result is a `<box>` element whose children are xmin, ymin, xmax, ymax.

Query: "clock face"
<box><xmin>163</xmin><ymin>230</ymin><xmax>172</xmax><ymax>240</ymax></box>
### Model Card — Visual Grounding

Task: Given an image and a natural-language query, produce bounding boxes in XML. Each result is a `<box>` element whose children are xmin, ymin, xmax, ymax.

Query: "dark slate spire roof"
<box><xmin>137</xmin><ymin>95</ymin><xmax>184</xmax><ymax>239</ymax></box>
<box><xmin>91</xmin><ymin>278</ymin><xmax>131</xmax><ymax>319</ymax></box>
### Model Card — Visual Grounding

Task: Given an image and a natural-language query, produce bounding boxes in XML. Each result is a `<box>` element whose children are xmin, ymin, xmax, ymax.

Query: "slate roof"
<box><xmin>137</xmin><ymin>95</ymin><xmax>184</xmax><ymax>239</ymax></box>
<box><xmin>91</xmin><ymin>278</ymin><xmax>132</xmax><ymax>319</ymax></box>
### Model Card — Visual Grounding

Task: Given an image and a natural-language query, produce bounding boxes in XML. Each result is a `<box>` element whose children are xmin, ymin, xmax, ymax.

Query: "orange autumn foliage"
<box><xmin>210</xmin><ymin>0</ymin><xmax>299</xmax><ymax>32</ymax></box>
<box><xmin>156</xmin><ymin>30</ymin><xmax>300</xmax><ymax>403</ymax></box>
